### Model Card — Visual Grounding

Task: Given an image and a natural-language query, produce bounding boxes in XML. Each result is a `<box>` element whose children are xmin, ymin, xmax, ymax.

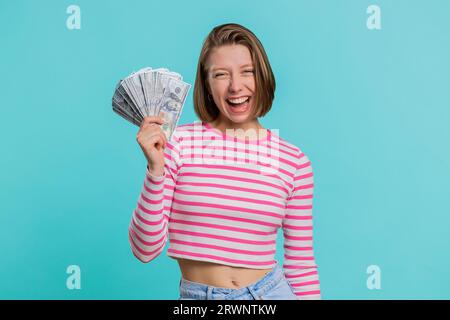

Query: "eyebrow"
<box><xmin>210</xmin><ymin>63</ymin><xmax>254</xmax><ymax>72</ymax></box>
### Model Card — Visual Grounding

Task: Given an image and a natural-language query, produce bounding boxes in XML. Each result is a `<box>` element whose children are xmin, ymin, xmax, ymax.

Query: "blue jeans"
<box><xmin>178</xmin><ymin>261</ymin><xmax>297</xmax><ymax>300</ymax></box>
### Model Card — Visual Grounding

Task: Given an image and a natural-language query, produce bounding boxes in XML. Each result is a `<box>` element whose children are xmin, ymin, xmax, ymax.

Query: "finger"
<box><xmin>160</xmin><ymin>132</ymin><xmax>167</xmax><ymax>149</ymax></box>
<box><xmin>151</xmin><ymin>131</ymin><xmax>166</xmax><ymax>149</ymax></box>
<box><xmin>146</xmin><ymin>131</ymin><xmax>166</xmax><ymax>148</ymax></box>
<box><xmin>146</xmin><ymin>125</ymin><xmax>168</xmax><ymax>144</ymax></box>
<box><xmin>162</xmin><ymin>132</ymin><xmax>168</xmax><ymax>148</ymax></box>
<box><xmin>153</xmin><ymin>135</ymin><xmax>165</xmax><ymax>151</ymax></box>
<box><xmin>145</xmin><ymin>135</ymin><xmax>163</xmax><ymax>151</ymax></box>
<box><xmin>142</xmin><ymin>116</ymin><xmax>165</xmax><ymax>125</ymax></box>
<box><xmin>139</xmin><ymin>123</ymin><xmax>160</xmax><ymax>137</ymax></box>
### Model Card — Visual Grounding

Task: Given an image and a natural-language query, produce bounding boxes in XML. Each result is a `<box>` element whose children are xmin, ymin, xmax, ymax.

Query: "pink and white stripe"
<box><xmin>128</xmin><ymin>121</ymin><xmax>321</xmax><ymax>300</ymax></box>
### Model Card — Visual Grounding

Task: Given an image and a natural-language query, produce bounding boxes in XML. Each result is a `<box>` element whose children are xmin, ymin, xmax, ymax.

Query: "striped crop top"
<box><xmin>128</xmin><ymin>121</ymin><xmax>321</xmax><ymax>299</ymax></box>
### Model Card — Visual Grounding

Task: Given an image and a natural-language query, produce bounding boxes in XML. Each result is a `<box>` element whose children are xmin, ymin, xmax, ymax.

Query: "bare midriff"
<box><xmin>176</xmin><ymin>258</ymin><xmax>273</xmax><ymax>289</ymax></box>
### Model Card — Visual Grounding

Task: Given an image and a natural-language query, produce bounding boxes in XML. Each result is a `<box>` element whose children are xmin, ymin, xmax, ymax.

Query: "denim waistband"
<box><xmin>179</xmin><ymin>260</ymin><xmax>283</xmax><ymax>299</ymax></box>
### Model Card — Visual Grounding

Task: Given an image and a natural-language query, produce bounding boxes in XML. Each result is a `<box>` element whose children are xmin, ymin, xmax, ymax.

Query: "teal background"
<box><xmin>1</xmin><ymin>0</ymin><xmax>449</xmax><ymax>299</ymax></box>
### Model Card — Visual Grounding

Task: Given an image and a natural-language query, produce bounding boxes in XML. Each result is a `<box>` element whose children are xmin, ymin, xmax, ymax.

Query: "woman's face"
<box><xmin>206</xmin><ymin>44</ymin><xmax>256</xmax><ymax>124</ymax></box>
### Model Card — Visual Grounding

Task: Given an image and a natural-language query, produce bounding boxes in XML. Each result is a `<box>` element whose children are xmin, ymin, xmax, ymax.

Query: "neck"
<box><xmin>210</xmin><ymin>116</ymin><xmax>267</xmax><ymax>139</ymax></box>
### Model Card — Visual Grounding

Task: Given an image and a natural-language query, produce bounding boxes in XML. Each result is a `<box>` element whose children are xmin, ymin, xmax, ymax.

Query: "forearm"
<box><xmin>128</xmin><ymin>168</ymin><xmax>168</xmax><ymax>263</ymax></box>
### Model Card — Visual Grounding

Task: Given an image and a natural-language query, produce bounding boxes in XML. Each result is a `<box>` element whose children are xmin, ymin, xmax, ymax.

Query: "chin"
<box><xmin>228</xmin><ymin>114</ymin><xmax>250</xmax><ymax>123</ymax></box>
<box><xmin>221</xmin><ymin>105</ymin><xmax>254</xmax><ymax>125</ymax></box>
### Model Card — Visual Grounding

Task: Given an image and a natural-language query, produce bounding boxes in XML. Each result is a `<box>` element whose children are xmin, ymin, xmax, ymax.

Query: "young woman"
<box><xmin>129</xmin><ymin>23</ymin><xmax>321</xmax><ymax>300</ymax></box>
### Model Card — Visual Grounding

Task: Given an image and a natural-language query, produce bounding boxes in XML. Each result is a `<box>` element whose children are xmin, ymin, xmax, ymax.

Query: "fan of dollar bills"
<box><xmin>112</xmin><ymin>67</ymin><xmax>191</xmax><ymax>141</ymax></box>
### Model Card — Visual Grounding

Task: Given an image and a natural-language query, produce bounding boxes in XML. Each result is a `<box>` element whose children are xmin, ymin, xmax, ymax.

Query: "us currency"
<box><xmin>112</xmin><ymin>101</ymin><xmax>141</xmax><ymax>126</ymax></box>
<box><xmin>123</xmin><ymin>76</ymin><xmax>146</xmax><ymax>115</ymax></box>
<box><xmin>113</xmin><ymin>81</ymin><xmax>143</xmax><ymax>120</ymax></box>
<box><xmin>112</xmin><ymin>67</ymin><xmax>191</xmax><ymax>139</ymax></box>
<box><xmin>157</xmin><ymin>77</ymin><xmax>191</xmax><ymax>140</ymax></box>
<box><xmin>140</xmin><ymin>71</ymin><xmax>152</xmax><ymax>115</ymax></box>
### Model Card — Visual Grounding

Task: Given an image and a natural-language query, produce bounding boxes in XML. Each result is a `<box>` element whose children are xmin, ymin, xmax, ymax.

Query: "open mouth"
<box><xmin>226</xmin><ymin>96</ymin><xmax>250</xmax><ymax>113</ymax></box>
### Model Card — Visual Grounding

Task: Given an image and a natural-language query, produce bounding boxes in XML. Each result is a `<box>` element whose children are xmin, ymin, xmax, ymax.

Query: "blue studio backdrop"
<box><xmin>1</xmin><ymin>0</ymin><xmax>449</xmax><ymax>299</ymax></box>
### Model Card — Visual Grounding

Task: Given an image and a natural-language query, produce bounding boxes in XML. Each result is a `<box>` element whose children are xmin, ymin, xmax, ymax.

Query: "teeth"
<box><xmin>228</xmin><ymin>97</ymin><xmax>249</xmax><ymax>104</ymax></box>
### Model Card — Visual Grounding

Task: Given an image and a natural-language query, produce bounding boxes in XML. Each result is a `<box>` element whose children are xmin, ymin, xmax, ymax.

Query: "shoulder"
<box><xmin>169</xmin><ymin>121</ymin><xmax>201</xmax><ymax>143</ymax></box>
<box><xmin>274</xmin><ymin>133</ymin><xmax>313</xmax><ymax>170</ymax></box>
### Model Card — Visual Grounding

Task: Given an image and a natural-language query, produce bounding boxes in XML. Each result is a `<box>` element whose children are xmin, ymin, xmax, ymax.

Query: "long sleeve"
<box><xmin>282</xmin><ymin>151</ymin><xmax>321</xmax><ymax>300</ymax></box>
<box><xmin>128</xmin><ymin>136</ymin><xmax>181</xmax><ymax>263</ymax></box>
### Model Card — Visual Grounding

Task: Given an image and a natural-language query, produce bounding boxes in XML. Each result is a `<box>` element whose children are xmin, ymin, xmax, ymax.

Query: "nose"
<box><xmin>228</xmin><ymin>74</ymin><xmax>243</xmax><ymax>93</ymax></box>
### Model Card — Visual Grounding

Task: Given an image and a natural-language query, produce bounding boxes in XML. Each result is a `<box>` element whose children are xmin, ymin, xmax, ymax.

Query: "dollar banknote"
<box><xmin>111</xmin><ymin>67</ymin><xmax>191</xmax><ymax>141</ymax></box>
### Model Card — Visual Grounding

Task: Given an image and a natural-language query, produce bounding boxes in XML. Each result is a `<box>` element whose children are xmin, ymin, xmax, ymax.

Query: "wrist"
<box><xmin>147</xmin><ymin>164</ymin><xmax>164</xmax><ymax>177</ymax></box>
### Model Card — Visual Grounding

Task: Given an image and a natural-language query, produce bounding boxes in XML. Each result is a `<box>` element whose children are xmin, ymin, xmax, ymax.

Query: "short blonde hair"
<box><xmin>193</xmin><ymin>23</ymin><xmax>276</xmax><ymax>122</ymax></box>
